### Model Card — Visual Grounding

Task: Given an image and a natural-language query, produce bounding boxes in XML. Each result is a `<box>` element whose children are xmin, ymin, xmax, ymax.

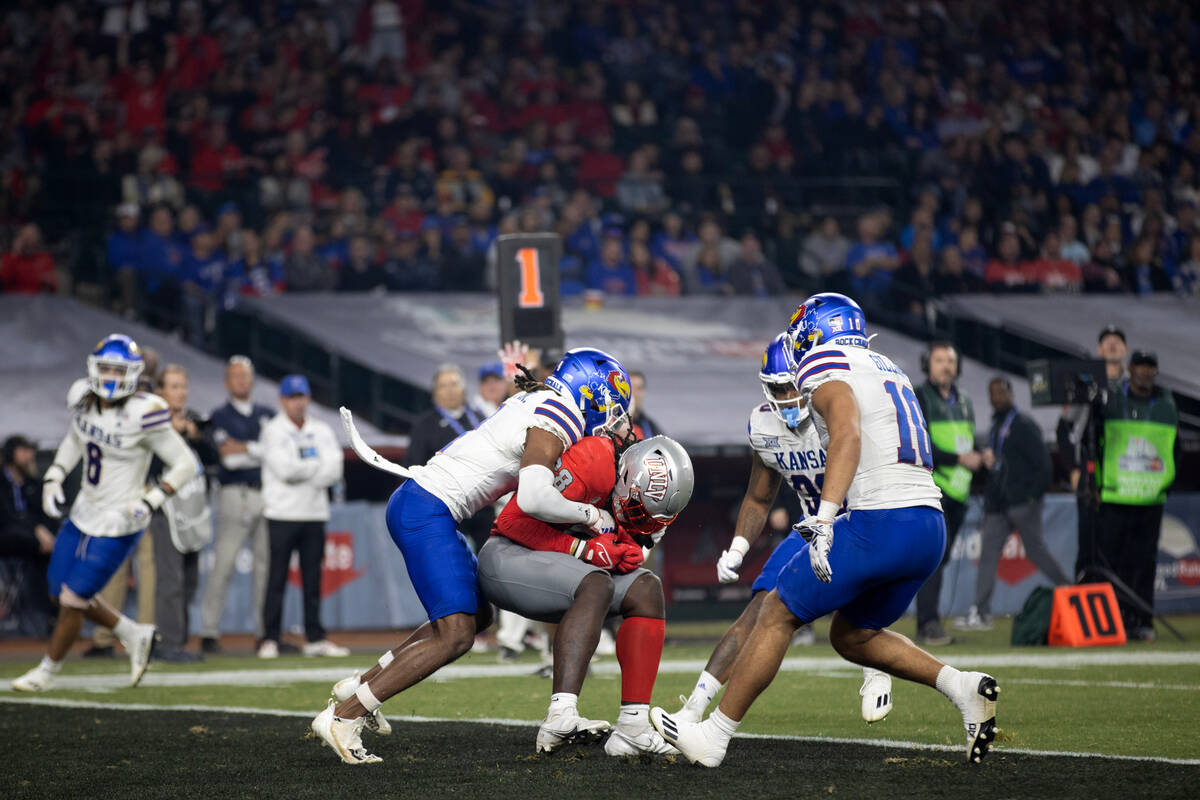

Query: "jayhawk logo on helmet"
<box><xmin>785</xmin><ymin>293</ymin><xmax>868</xmax><ymax>359</ymax></box>
<box><xmin>607</xmin><ymin>370</ymin><xmax>631</xmax><ymax>402</ymax></box>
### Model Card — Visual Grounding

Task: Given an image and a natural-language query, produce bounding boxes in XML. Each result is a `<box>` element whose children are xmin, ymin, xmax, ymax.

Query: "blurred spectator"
<box><xmin>472</xmin><ymin>362</ymin><xmax>509</xmax><ymax>416</ymax></box>
<box><xmin>630</xmin><ymin>240</ymin><xmax>681</xmax><ymax>296</ymax></box>
<box><xmin>284</xmin><ymin>227</ymin><xmax>336</xmax><ymax>292</ymax></box>
<box><xmin>616</xmin><ymin>148</ymin><xmax>668</xmax><ymax>216</ymax></box>
<box><xmin>686</xmin><ymin>243</ymin><xmax>734</xmax><ymax>295</ymax></box>
<box><xmin>985</xmin><ymin>225</ymin><xmax>1032</xmax><ymax>293</ymax></box>
<box><xmin>259</xmin><ymin>375</ymin><xmax>347</xmax><ymax>659</ymax></box>
<box><xmin>587</xmin><ymin>230</ymin><xmax>636</xmax><ymax>295</ymax></box>
<box><xmin>934</xmin><ymin>245</ymin><xmax>984</xmax><ymax>295</ymax></box>
<box><xmin>729</xmin><ymin>230</ymin><xmax>786</xmax><ymax>296</ymax></box>
<box><xmin>339</xmin><ymin>235</ymin><xmax>389</xmax><ymax>292</ymax></box>
<box><xmin>1</xmin><ymin>224</ymin><xmax>57</xmax><ymax>294</ymax></box>
<box><xmin>611</xmin><ymin>81</ymin><xmax>659</xmax><ymax>150</ymax></box>
<box><xmin>844</xmin><ymin>212</ymin><xmax>900</xmax><ymax>303</ymax></box>
<box><xmin>1175</xmin><ymin>237</ymin><xmax>1200</xmax><ymax>296</ymax></box>
<box><xmin>0</xmin><ymin>435</ymin><xmax>55</xmax><ymax>561</ymax></box>
<box><xmin>957</xmin><ymin>377</ymin><xmax>1070</xmax><ymax>631</ymax></box>
<box><xmin>230</xmin><ymin>230</ymin><xmax>285</xmax><ymax>297</ymax></box>
<box><xmin>800</xmin><ymin>216</ymin><xmax>850</xmax><ymax>281</ymax></box>
<box><xmin>1025</xmin><ymin>232</ymin><xmax>1083</xmax><ymax>293</ymax></box>
<box><xmin>628</xmin><ymin>371</ymin><xmax>662</xmax><ymax>438</ymax></box>
<box><xmin>1126</xmin><ymin>237</ymin><xmax>1174</xmax><ymax>295</ymax></box>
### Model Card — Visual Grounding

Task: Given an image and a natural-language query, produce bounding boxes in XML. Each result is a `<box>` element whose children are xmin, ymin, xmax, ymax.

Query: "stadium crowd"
<box><xmin>1</xmin><ymin>0</ymin><xmax>1200</xmax><ymax>345</ymax></box>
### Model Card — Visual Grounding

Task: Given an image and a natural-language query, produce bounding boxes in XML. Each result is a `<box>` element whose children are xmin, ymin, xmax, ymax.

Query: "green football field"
<box><xmin>2</xmin><ymin>616</ymin><xmax>1198</xmax><ymax>799</ymax></box>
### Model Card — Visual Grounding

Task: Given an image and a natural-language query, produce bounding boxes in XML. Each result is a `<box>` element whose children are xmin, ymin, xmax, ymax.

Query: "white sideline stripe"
<box><xmin>2</xmin><ymin>650</ymin><xmax>1197</xmax><ymax>692</ymax></box>
<box><xmin>809</xmin><ymin>670</ymin><xmax>1200</xmax><ymax>692</ymax></box>
<box><xmin>2</xmin><ymin>695</ymin><xmax>1198</xmax><ymax>767</ymax></box>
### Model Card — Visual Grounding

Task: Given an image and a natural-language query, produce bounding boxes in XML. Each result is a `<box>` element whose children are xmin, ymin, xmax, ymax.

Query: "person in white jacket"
<box><xmin>258</xmin><ymin>375</ymin><xmax>347</xmax><ymax>659</ymax></box>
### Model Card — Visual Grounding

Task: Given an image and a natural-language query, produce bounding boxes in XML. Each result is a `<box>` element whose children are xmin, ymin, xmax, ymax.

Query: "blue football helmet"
<box><xmin>87</xmin><ymin>333</ymin><xmax>145</xmax><ymax>400</ymax></box>
<box><xmin>544</xmin><ymin>347</ymin><xmax>632</xmax><ymax>436</ymax></box>
<box><xmin>760</xmin><ymin>333</ymin><xmax>806</xmax><ymax>428</ymax></box>
<box><xmin>785</xmin><ymin>292</ymin><xmax>868</xmax><ymax>359</ymax></box>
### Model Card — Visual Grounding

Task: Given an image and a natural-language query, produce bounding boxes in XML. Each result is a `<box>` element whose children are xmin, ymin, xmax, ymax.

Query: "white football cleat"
<box><xmin>604</xmin><ymin>722</ymin><xmax>679</xmax><ymax>756</ymax></box>
<box><xmin>535</xmin><ymin>710</ymin><xmax>611</xmax><ymax>753</ymax></box>
<box><xmin>11</xmin><ymin>665</ymin><xmax>55</xmax><ymax>692</ymax></box>
<box><xmin>257</xmin><ymin>640</ymin><xmax>279</xmax><ymax>659</ymax></box>
<box><xmin>649</xmin><ymin>707</ymin><xmax>727</xmax><ymax>768</ymax></box>
<box><xmin>957</xmin><ymin>672</ymin><xmax>1000</xmax><ymax>763</ymax></box>
<box><xmin>123</xmin><ymin>623</ymin><xmax>157</xmax><ymax>687</ymax></box>
<box><xmin>860</xmin><ymin>667</ymin><xmax>893</xmax><ymax>723</ymax></box>
<box><xmin>311</xmin><ymin>700</ymin><xmax>383</xmax><ymax>765</ymax></box>
<box><xmin>303</xmin><ymin>639</ymin><xmax>350</xmax><ymax>657</ymax></box>
<box><xmin>670</xmin><ymin>693</ymin><xmax>707</xmax><ymax>725</ymax></box>
<box><xmin>330</xmin><ymin>671</ymin><xmax>392</xmax><ymax>736</ymax></box>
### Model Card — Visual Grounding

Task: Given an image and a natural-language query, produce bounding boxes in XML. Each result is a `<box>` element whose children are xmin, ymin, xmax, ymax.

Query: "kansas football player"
<box><xmin>671</xmin><ymin>333</ymin><xmax>893</xmax><ymax>727</ymax></box>
<box><xmin>479</xmin><ymin>434</ymin><xmax>693</xmax><ymax>757</ymax></box>
<box><xmin>651</xmin><ymin>294</ymin><xmax>1000</xmax><ymax>766</ymax></box>
<box><xmin>313</xmin><ymin>348</ymin><xmax>634</xmax><ymax>765</ymax></box>
<box><xmin>11</xmin><ymin>335</ymin><xmax>200</xmax><ymax>692</ymax></box>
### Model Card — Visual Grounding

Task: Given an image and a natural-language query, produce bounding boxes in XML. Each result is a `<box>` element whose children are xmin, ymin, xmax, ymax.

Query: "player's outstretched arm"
<box><xmin>718</xmin><ymin>458</ymin><xmax>783</xmax><ymax>583</ymax></box>
<box><xmin>516</xmin><ymin>428</ymin><xmax>613</xmax><ymax>535</ymax></box>
<box><xmin>810</xmin><ymin>381</ymin><xmax>860</xmax><ymax>517</ymax></box>
<box><xmin>42</xmin><ymin>431</ymin><xmax>83</xmax><ymax>518</ymax></box>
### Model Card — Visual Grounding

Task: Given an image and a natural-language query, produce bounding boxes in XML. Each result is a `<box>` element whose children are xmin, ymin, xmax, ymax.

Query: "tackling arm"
<box><xmin>810</xmin><ymin>380</ymin><xmax>861</xmax><ymax>521</ymax></box>
<box><xmin>516</xmin><ymin>427</ymin><xmax>610</xmax><ymax>531</ymax></box>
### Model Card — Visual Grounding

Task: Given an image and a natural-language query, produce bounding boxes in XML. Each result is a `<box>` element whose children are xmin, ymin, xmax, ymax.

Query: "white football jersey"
<box><xmin>408</xmin><ymin>387</ymin><xmax>587</xmax><ymax>521</ymax></box>
<box><xmin>64</xmin><ymin>378</ymin><xmax>197</xmax><ymax>537</ymax></box>
<box><xmin>747</xmin><ymin>403</ymin><xmax>826</xmax><ymax>517</ymax></box>
<box><xmin>795</xmin><ymin>344</ymin><xmax>942</xmax><ymax>511</ymax></box>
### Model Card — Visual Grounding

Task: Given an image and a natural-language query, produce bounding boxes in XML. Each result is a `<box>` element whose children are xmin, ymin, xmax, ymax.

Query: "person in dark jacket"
<box><xmin>0</xmin><ymin>435</ymin><xmax>56</xmax><ymax>630</ymax></box>
<box><xmin>957</xmin><ymin>377</ymin><xmax>1071</xmax><ymax>630</ymax></box>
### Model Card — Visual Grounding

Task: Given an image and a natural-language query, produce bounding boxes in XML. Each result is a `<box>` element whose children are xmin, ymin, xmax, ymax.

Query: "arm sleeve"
<box><xmin>515</xmin><ymin>464</ymin><xmax>596</xmax><ymax>526</ymax></box>
<box><xmin>261</xmin><ymin>424</ymin><xmax>319</xmax><ymax>483</ymax></box>
<box><xmin>147</xmin><ymin>426</ymin><xmax>202</xmax><ymax>493</ymax></box>
<box><xmin>49</xmin><ymin>429</ymin><xmax>83</xmax><ymax>477</ymax></box>
<box><xmin>310</xmin><ymin>425</ymin><xmax>344</xmax><ymax>489</ymax></box>
<box><xmin>1026</xmin><ymin>418</ymin><xmax>1052</xmax><ymax>496</ymax></box>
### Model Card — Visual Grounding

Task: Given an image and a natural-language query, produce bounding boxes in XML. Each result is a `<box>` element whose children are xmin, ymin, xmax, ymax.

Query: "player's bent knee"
<box><xmin>577</xmin><ymin>571</ymin><xmax>615</xmax><ymax>605</ymax></box>
<box><xmin>622</xmin><ymin>572</ymin><xmax>665</xmax><ymax>619</ymax></box>
<box><xmin>59</xmin><ymin>586</ymin><xmax>94</xmax><ymax>610</ymax></box>
<box><xmin>438</xmin><ymin>612</ymin><xmax>480</xmax><ymax>655</ymax></box>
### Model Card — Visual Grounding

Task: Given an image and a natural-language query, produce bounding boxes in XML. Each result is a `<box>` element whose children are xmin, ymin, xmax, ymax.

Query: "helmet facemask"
<box><xmin>87</xmin><ymin>354</ymin><xmax>144</xmax><ymax>400</ymax></box>
<box><xmin>761</xmin><ymin>374</ymin><xmax>807</xmax><ymax>429</ymax></box>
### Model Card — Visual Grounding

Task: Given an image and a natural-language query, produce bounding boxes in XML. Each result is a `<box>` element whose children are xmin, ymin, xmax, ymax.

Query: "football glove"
<box><xmin>570</xmin><ymin>532</ymin><xmax>644</xmax><ymax>573</ymax></box>
<box><xmin>124</xmin><ymin>499</ymin><xmax>153</xmax><ymax>528</ymax></box>
<box><xmin>716</xmin><ymin>535</ymin><xmax>751</xmax><ymax>584</ymax></box>
<box><xmin>582</xmin><ymin>505</ymin><xmax>617</xmax><ymax>537</ymax></box>
<box><xmin>42</xmin><ymin>478</ymin><xmax>65</xmax><ymax>519</ymax></box>
<box><xmin>794</xmin><ymin>518</ymin><xmax>834</xmax><ymax>582</ymax></box>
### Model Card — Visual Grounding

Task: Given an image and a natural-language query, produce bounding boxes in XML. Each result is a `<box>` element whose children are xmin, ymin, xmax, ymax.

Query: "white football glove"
<box><xmin>794</xmin><ymin>518</ymin><xmax>834</xmax><ymax>582</ymax></box>
<box><xmin>124</xmin><ymin>499</ymin><xmax>153</xmax><ymax>528</ymax></box>
<box><xmin>582</xmin><ymin>505</ymin><xmax>617</xmax><ymax>538</ymax></box>
<box><xmin>42</xmin><ymin>479</ymin><xmax>65</xmax><ymax>519</ymax></box>
<box><xmin>716</xmin><ymin>548</ymin><xmax>743</xmax><ymax>583</ymax></box>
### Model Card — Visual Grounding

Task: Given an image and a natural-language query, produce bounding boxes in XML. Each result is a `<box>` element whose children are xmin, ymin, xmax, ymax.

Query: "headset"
<box><xmin>921</xmin><ymin>340</ymin><xmax>962</xmax><ymax>379</ymax></box>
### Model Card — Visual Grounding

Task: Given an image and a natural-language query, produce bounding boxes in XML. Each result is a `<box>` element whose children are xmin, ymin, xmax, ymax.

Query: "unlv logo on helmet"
<box><xmin>642</xmin><ymin>455</ymin><xmax>669</xmax><ymax>502</ymax></box>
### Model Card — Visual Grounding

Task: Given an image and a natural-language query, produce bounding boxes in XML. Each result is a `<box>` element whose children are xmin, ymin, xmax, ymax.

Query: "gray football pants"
<box><xmin>478</xmin><ymin>537</ymin><xmax>650</xmax><ymax>624</ymax></box>
<box><xmin>199</xmin><ymin>485</ymin><xmax>268</xmax><ymax>639</ymax></box>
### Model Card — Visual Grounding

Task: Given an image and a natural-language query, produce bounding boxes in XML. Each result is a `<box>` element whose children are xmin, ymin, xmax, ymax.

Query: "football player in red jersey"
<box><xmin>478</xmin><ymin>433</ymin><xmax>694</xmax><ymax>757</ymax></box>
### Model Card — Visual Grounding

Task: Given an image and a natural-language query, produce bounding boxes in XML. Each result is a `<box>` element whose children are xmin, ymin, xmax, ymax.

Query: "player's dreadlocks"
<box><xmin>513</xmin><ymin>364</ymin><xmax>553</xmax><ymax>394</ymax></box>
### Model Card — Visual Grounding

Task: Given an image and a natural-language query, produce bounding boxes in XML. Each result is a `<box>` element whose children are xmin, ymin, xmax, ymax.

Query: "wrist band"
<box><xmin>143</xmin><ymin>487</ymin><xmax>168</xmax><ymax>511</ymax></box>
<box><xmin>817</xmin><ymin>500</ymin><xmax>840</xmax><ymax>522</ymax></box>
<box><xmin>728</xmin><ymin>535</ymin><xmax>751</xmax><ymax>557</ymax></box>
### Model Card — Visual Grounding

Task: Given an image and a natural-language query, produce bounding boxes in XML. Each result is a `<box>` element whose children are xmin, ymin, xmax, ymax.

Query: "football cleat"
<box><xmin>952</xmin><ymin>607</ymin><xmax>994</xmax><ymax>631</ymax></box>
<box><xmin>649</xmin><ymin>707</ymin><xmax>727</xmax><ymax>768</ymax></box>
<box><xmin>11</xmin><ymin>665</ymin><xmax>55</xmax><ymax>693</ymax></box>
<box><xmin>670</xmin><ymin>693</ymin><xmax>707</xmax><ymax>726</ymax></box>
<box><xmin>958</xmin><ymin>672</ymin><xmax>1000</xmax><ymax>763</ymax></box>
<box><xmin>330</xmin><ymin>671</ymin><xmax>392</xmax><ymax>736</ymax></box>
<box><xmin>535</xmin><ymin>710</ymin><xmax>611</xmax><ymax>753</ymax></box>
<box><xmin>604</xmin><ymin>723</ymin><xmax>679</xmax><ymax>757</ymax></box>
<box><xmin>123</xmin><ymin>623</ymin><xmax>157</xmax><ymax>687</ymax></box>
<box><xmin>859</xmin><ymin>667</ymin><xmax>893</xmax><ymax>723</ymax></box>
<box><xmin>311</xmin><ymin>700</ymin><xmax>382</xmax><ymax>765</ymax></box>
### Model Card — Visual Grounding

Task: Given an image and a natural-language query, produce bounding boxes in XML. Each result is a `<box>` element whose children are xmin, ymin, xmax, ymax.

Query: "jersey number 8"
<box><xmin>85</xmin><ymin>442</ymin><xmax>103</xmax><ymax>485</ymax></box>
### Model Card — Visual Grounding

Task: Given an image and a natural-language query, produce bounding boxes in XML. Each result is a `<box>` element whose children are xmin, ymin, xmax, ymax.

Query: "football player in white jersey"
<box><xmin>652</xmin><ymin>294</ymin><xmax>1000</xmax><ymax>766</ymax></box>
<box><xmin>11</xmin><ymin>335</ymin><xmax>200</xmax><ymax>692</ymax></box>
<box><xmin>671</xmin><ymin>333</ymin><xmax>893</xmax><ymax>727</ymax></box>
<box><xmin>312</xmin><ymin>348</ymin><xmax>634</xmax><ymax>765</ymax></box>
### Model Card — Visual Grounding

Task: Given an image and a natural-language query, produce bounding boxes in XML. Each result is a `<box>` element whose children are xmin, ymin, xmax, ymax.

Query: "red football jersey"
<box><xmin>493</xmin><ymin>435</ymin><xmax>620</xmax><ymax>553</ymax></box>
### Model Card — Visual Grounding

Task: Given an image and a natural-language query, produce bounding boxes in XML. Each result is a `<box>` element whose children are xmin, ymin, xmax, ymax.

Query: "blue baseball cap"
<box><xmin>279</xmin><ymin>374</ymin><xmax>311</xmax><ymax>397</ymax></box>
<box><xmin>478</xmin><ymin>361</ymin><xmax>505</xmax><ymax>381</ymax></box>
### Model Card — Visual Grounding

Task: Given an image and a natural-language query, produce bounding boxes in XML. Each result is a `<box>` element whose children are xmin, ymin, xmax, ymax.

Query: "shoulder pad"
<box><xmin>67</xmin><ymin>378</ymin><xmax>90</xmax><ymax>408</ymax></box>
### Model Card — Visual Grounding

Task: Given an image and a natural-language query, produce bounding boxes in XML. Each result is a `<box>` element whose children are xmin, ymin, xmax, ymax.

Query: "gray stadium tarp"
<box><xmin>242</xmin><ymin>293</ymin><xmax>1059</xmax><ymax>445</ymax></box>
<box><xmin>941</xmin><ymin>294</ymin><xmax>1200</xmax><ymax>399</ymax></box>
<box><xmin>0</xmin><ymin>295</ymin><xmax>396</xmax><ymax>447</ymax></box>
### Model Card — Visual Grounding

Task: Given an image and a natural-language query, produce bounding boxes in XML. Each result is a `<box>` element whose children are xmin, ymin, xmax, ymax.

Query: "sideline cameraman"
<box><xmin>1096</xmin><ymin>351</ymin><xmax>1178</xmax><ymax>641</ymax></box>
<box><xmin>1056</xmin><ymin>325</ymin><xmax>1127</xmax><ymax>578</ymax></box>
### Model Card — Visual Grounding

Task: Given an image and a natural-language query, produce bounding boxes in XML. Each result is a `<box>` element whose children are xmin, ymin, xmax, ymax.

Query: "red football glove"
<box><xmin>571</xmin><ymin>532</ymin><xmax>645</xmax><ymax>573</ymax></box>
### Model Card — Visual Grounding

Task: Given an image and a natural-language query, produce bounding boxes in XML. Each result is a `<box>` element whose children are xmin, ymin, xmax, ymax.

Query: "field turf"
<box><xmin>1</xmin><ymin>616</ymin><xmax>1198</xmax><ymax>799</ymax></box>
